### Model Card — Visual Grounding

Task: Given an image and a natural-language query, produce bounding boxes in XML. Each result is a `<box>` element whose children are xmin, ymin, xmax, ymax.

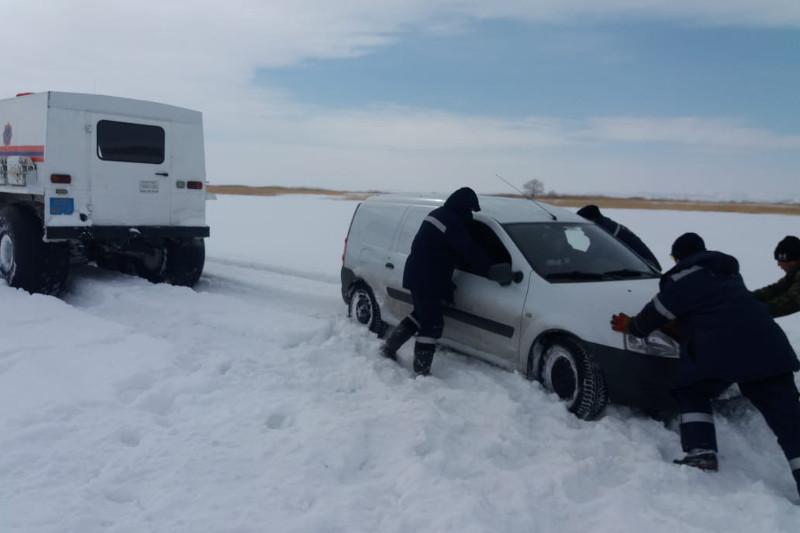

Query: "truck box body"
<box><xmin>0</xmin><ymin>92</ymin><xmax>207</xmax><ymax>239</ymax></box>
<box><xmin>0</xmin><ymin>92</ymin><xmax>208</xmax><ymax>293</ymax></box>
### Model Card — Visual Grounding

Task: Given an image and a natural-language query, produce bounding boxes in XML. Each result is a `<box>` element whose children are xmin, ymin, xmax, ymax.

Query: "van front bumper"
<box><xmin>45</xmin><ymin>225</ymin><xmax>210</xmax><ymax>241</ymax></box>
<box><xmin>586</xmin><ymin>341</ymin><xmax>678</xmax><ymax>414</ymax></box>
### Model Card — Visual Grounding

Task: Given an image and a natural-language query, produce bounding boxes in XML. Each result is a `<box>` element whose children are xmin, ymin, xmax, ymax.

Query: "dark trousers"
<box><xmin>409</xmin><ymin>292</ymin><xmax>444</xmax><ymax>344</ymax></box>
<box><xmin>674</xmin><ymin>373</ymin><xmax>800</xmax><ymax>492</ymax></box>
<box><xmin>408</xmin><ymin>292</ymin><xmax>444</xmax><ymax>374</ymax></box>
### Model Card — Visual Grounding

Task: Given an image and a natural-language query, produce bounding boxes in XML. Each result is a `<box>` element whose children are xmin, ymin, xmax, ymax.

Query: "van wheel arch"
<box><xmin>527</xmin><ymin>331</ymin><xmax>608</xmax><ymax>420</ymax></box>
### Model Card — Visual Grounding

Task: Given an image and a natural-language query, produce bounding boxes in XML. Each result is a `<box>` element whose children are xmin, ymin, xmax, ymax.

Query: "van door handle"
<box><xmin>385</xmin><ymin>262</ymin><xmax>394</xmax><ymax>270</ymax></box>
<box><xmin>155</xmin><ymin>172</ymin><xmax>169</xmax><ymax>176</ymax></box>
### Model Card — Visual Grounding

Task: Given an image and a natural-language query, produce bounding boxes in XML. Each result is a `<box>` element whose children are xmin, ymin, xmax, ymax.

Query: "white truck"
<box><xmin>0</xmin><ymin>91</ymin><xmax>209</xmax><ymax>294</ymax></box>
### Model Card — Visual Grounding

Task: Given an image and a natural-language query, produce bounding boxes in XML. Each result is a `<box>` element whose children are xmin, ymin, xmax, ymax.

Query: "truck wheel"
<box><xmin>348</xmin><ymin>283</ymin><xmax>385</xmax><ymax>336</ymax></box>
<box><xmin>97</xmin><ymin>252</ymin><xmax>136</xmax><ymax>275</ymax></box>
<box><xmin>136</xmin><ymin>238</ymin><xmax>205</xmax><ymax>287</ymax></box>
<box><xmin>0</xmin><ymin>205</ymin><xmax>70</xmax><ymax>295</ymax></box>
<box><xmin>538</xmin><ymin>337</ymin><xmax>608</xmax><ymax>420</ymax></box>
<box><xmin>134</xmin><ymin>247</ymin><xmax>167</xmax><ymax>282</ymax></box>
<box><xmin>164</xmin><ymin>238</ymin><xmax>205</xmax><ymax>287</ymax></box>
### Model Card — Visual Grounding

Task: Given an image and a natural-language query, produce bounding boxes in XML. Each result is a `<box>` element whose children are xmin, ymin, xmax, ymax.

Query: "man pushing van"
<box><xmin>381</xmin><ymin>187</ymin><xmax>501</xmax><ymax>376</ymax></box>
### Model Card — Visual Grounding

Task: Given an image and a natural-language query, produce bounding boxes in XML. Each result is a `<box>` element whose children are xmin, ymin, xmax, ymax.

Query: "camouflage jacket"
<box><xmin>753</xmin><ymin>266</ymin><xmax>800</xmax><ymax>318</ymax></box>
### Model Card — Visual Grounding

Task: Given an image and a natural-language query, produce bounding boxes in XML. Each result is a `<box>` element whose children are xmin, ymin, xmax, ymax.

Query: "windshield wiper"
<box><xmin>600</xmin><ymin>269</ymin><xmax>658</xmax><ymax>279</ymax></box>
<box><xmin>546</xmin><ymin>271</ymin><xmax>605</xmax><ymax>281</ymax></box>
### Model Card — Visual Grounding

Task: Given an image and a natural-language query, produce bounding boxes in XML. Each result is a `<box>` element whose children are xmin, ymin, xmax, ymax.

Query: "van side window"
<box><xmin>395</xmin><ymin>207</ymin><xmax>431</xmax><ymax>253</ymax></box>
<box><xmin>97</xmin><ymin>120</ymin><xmax>165</xmax><ymax>164</ymax></box>
<box><xmin>458</xmin><ymin>221</ymin><xmax>511</xmax><ymax>276</ymax></box>
<box><xmin>351</xmin><ymin>205</ymin><xmax>406</xmax><ymax>249</ymax></box>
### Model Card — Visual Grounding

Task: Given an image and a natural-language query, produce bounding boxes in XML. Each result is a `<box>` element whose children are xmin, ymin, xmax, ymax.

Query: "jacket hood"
<box><xmin>673</xmin><ymin>250</ymin><xmax>739</xmax><ymax>276</ymax></box>
<box><xmin>444</xmin><ymin>187</ymin><xmax>481</xmax><ymax>215</ymax></box>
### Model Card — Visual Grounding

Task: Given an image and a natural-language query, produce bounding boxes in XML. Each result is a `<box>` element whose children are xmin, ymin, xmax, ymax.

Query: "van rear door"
<box><xmin>89</xmin><ymin>115</ymin><xmax>172</xmax><ymax>226</ymax></box>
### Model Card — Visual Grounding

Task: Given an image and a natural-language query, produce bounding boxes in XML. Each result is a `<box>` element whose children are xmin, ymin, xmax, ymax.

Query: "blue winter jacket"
<box><xmin>628</xmin><ymin>250</ymin><xmax>798</xmax><ymax>388</ymax></box>
<box><xmin>403</xmin><ymin>188</ymin><xmax>492</xmax><ymax>299</ymax></box>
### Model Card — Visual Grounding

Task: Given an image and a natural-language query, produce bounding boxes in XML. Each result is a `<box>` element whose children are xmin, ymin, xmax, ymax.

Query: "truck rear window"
<box><xmin>97</xmin><ymin>120</ymin><xmax>165</xmax><ymax>164</ymax></box>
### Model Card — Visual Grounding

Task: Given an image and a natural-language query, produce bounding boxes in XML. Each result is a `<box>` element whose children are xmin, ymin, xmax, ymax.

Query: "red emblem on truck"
<box><xmin>2</xmin><ymin>123</ymin><xmax>11</xmax><ymax>146</ymax></box>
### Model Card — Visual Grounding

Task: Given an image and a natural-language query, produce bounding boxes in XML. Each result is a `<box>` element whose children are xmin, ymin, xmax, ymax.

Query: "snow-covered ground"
<box><xmin>1</xmin><ymin>195</ymin><xmax>799</xmax><ymax>533</ymax></box>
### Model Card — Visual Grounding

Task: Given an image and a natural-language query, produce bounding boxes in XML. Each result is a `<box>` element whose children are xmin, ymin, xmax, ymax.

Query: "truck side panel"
<box><xmin>0</xmin><ymin>93</ymin><xmax>48</xmax><ymax>196</ymax></box>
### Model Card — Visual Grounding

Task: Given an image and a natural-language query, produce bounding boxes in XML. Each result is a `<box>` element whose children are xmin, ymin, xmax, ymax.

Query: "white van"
<box><xmin>0</xmin><ymin>92</ymin><xmax>208</xmax><ymax>293</ymax></box>
<box><xmin>341</xmin><ymin>194</ymin><xmax>679</xmax><ymax>419</ymax></box>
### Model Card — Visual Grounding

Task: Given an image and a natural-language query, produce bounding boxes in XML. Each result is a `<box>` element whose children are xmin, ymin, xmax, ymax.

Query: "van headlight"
<box><xmin>624</xmin><ymin>330</ymin><xmax>679</xmax><ymax>358</ymax></box>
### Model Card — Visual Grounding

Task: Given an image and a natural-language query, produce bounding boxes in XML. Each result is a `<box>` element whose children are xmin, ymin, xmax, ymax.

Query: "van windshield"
<box><xmin>504</xmin><ymin>222</ymin><xmax>659</xmax><ymax>282</ymax></box>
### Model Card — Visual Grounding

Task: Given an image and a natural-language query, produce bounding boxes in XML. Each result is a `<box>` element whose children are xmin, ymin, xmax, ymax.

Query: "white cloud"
<box><xmin>585</xmin><ymin>117</ymin><xmax>800</xmax><ymax>149</ymax></box>
<box><xmin>5</xmin><ymin>1</ymin><xmax>799</xmax><ymax>99</ymax></box>
<box><xmin>2</xmin><ymin>1</ymin><xmax>798</xmax><ymax>199</ymax></box>
<box><xmin>252</xmin><ymin>104</ymin><xmax>800</xmax><ymax>152</ymax></box>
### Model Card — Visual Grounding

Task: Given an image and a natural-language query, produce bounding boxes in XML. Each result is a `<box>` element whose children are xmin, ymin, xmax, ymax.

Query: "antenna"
<box><xmin>495</xmin><ymin>174</ymin><xmax>558</xmax><ymax>221</ymax></box>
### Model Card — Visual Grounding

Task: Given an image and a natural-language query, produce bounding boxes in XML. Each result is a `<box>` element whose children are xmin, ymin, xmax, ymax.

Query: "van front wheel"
<box><xmin>538</xmin><ymin>338</ymin><xmax>608</xmax><ymax>420</ymax></box>
<box><xmin>348</xmin><ymin>284</ymin><xmax>385</xmax><ymax>336</ymax></box>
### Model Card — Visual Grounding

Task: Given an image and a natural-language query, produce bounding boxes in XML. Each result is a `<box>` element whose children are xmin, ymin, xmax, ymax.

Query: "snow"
<box><xmin>1</xmin><ymin>194</ymin><xmax>799</xmax><ymax>532</ymax></box>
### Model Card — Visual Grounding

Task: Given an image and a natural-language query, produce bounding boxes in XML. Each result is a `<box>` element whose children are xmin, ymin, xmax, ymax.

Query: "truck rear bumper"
<box><xmin>45</xmin><ymin>225</ymin><xmax>210</xmax><ymax>241</ymax></box>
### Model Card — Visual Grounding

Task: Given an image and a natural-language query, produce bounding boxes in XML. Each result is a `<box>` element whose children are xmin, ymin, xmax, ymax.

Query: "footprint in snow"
<box><xmin>265</xmin><ymin>412</ymin><xmax>292</xmax><ymax>430</ymax></box>
<box><xmin>117</xmin><ymin>428</ymin><xmax>141</xmax><ymax>447</ymax></box>
<box><xmin>114</xmin><ymin>372</ymin><xmax>157</xmax><ymax>405</ymax></box>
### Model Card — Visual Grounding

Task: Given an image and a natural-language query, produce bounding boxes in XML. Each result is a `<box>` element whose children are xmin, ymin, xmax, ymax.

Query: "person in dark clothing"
<box><xmin>577</xmin><ymin>204</ymin><xmax>661</xmax><ymax>271</ymax></box>
<box><xmin>610</xmin><ymin>232</ymin><xmax>800</xmax><ymax>498</ymax></box>
<box><xmin>381</xmin><ymin>187</ymin><xmax>495</xmax><ymax>376</ymax></box>
<box><xmin>753</xmin><ymin>236</ymin><xmax>800</xmax><ymax>318</ymax></box>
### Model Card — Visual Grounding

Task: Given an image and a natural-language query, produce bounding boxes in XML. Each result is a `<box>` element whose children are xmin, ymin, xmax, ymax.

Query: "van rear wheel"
<box><xmin>348</xmin><ymin>283</ymin><xmax>385</xmax><ymax>336</ymax></box>
<box><xmin>538</xmin><ymin>337</ymin><xmax>608</xmax><ymax>420</ymax></box>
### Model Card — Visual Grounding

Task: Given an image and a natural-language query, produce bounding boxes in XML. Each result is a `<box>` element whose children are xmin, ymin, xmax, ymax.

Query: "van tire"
<box><xmin>538</xmin><ymin>337</ymin><xmax>608</xmax><ymax>420</ymax></box>
<box><xmin>0</xmin><ymin>205</ymin><xmax>70</xmax><ymax>295</ymax></box>
<box><xmin>135</xmin><ymin>238</ymin><xmax>205</xmax><ymax>287</ymax></box>
<box><xmin>348</xmin><ymin>283</ymin><xmax>385</xmax><ymax>336</ymax></box>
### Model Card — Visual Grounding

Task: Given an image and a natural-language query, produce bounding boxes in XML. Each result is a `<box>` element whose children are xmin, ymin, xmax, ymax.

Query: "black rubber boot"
<box><xmin>413</xmin><ymin>344</ymin><xmax>435</xmax><ymax>376</ymax></box>
<box><xmin>381</xmin><ymin>318</ymin><xmax>417</xmax><ymax>360</ymax></box>
<box><xmin>673</xmin><ymin>450</ymin><xmax>718</xmax><ymax>472</ymax></box>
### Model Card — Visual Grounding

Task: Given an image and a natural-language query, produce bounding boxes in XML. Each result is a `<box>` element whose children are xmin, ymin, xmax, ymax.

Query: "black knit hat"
<box><xmin>774</xmin><ymin>236</ymin><xmax>800</xmax><ymax>262</ymax></box>
<box><xmin>576</xmin><ymin>205</ymin><xmax>602</xmax><ymax>221</ymax></box>
<box><xmin>671</xmin><ymin>232</ymin><xmax>706</xmax><ymax>261</ymax></box>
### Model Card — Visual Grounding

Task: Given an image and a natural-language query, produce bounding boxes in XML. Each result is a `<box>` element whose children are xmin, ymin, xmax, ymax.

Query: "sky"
<box><xmin>3</xmin><ymin>1</ymin><xmax>799</xmax><ymax>200</ymax></box>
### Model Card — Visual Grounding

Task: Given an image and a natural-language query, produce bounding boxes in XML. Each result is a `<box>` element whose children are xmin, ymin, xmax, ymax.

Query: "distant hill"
<box><xmin>207</xmin><ymin>185</ymin><xmax>800</xmax><ymax>216</ymax></box>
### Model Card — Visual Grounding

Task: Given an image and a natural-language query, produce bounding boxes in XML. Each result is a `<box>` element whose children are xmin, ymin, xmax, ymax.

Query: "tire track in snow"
<box><xmin>35</xmin><ymin>265</ymin><xmax>800</xmax><ymax>528</ymax></box>
<box><xmin>205</xmin><ymin>256</ymin><xmax>340</xmax><ymax>285</ymax></box>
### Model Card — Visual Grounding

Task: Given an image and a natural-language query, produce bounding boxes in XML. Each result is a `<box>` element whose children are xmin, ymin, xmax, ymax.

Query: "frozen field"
<box><xmin>1</xmin><ymin>195</ymin><xmax>799</xmax><ymax>533</ymax></box>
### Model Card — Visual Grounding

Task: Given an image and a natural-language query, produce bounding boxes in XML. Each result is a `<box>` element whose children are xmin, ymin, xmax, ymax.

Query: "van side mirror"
<box><xmin>487</xmin><ymin>263</ymin><xmax>513</xmax><ymax>286</ymax></box>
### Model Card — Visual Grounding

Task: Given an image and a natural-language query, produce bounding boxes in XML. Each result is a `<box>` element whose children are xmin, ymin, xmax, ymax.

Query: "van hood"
<box><xmin>528</xmin><ymin>277</ymin><xmax>660</xmax><ymax>350</ymax></box>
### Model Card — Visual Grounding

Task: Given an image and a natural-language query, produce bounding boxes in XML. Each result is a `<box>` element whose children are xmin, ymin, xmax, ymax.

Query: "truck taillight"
<box><xmin>187</xmin><ymin>181</ymin><xmax>203</xmax><ymax>190</ymax></box>
<box><xmin>51</xmin><ymin>174</ymin><xmax>71</xmax><ymax>184</ymax></box>
<box><xmin>16</xmin><ymin>92</ymin><xmax>33</xmax><ymax>97</ymax></box>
